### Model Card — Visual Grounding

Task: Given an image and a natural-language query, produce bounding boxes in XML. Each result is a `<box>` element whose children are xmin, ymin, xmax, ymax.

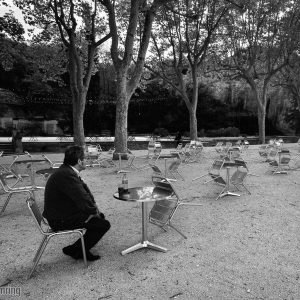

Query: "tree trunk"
<box><xmin>258</xmin><ymin>108</ymin><xmax>266</xmax><ymax>144</ymax></box>
<box><xmin>72</xmin><ymin>92</ymin><xmax>86</xmax><ymax>146</ymax></box>
<box><xmin>114</xmin><ymin>78</ymin><xmax>129</xmax><ymax>154</ymax></box>
<box><xmin>189</xmin><ymin>107</ymin><xmax>198</xmax><ymax>140</ymax></box>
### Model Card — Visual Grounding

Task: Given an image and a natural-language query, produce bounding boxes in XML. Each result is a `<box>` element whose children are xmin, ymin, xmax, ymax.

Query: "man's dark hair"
<box><xmin>63</xmin><ymin>146</ymin><xmax>85</xmax><ymax>166</ymax></box>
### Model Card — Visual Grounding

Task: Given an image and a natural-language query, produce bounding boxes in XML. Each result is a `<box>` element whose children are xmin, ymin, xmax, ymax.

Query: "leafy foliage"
<box><xmin>0</xmin><ymin>12</ymin><xmax>25</xmax><ymax>41</ymax></box>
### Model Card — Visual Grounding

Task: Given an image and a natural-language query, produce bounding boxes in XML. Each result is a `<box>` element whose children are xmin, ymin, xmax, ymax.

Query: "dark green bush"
<box><xmin>153</xmin><ymin>127</ymin><xmax>169</xmax><ymax>137</ymax></box>
<box><xmin>206</xmin><ymin>127</ymin><xmax>240</xmax><ymax>137</ymax></box>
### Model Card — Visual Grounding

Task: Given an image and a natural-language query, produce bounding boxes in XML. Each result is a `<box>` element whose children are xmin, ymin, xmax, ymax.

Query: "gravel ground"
<box><xmin>0</xmin><ymin>144</ymin><xmax>300</xmax><ymax>300</ymax></box>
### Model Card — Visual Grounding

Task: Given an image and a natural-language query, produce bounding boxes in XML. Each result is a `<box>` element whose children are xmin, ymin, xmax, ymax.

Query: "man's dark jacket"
<box><xmin>43</xmin><ymin>164</ymin><xmax>98</xmax><ymax>222</ymax></box>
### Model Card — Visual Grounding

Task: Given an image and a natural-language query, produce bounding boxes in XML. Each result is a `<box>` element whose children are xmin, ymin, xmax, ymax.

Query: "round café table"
<box><xmin>216</xmin><ymin>161</ymin><xmax>240</xmax><ymax>200</ymax></box>
<box><xmin>113</xmin><ymin>186</ymin><xmax>172</xmax><ymax>255</ymax></box>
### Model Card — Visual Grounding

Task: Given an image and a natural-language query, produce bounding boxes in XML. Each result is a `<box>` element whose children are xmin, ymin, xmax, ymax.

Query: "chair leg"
<box><xmin>33</xmin><ymin>236</ymin><xmax>48</xmax><ymax>262</ymax></box>
<box><xmin>168</xmin><ymin>222</ymin><xmax>187</xmax><ymax>239</ymax></box>
<box><xmin>28</xmin><ymin>237</ymin><xmax>49</xmax><ymax>279</ymax></box>
<box><xmin>242</xmin><ymin>184</ymin><xmax>251</xmax><ymax>194</ymax></box>
<box><xmin>80</xmin><ymin>236</ymin><xmax>87</xmax><ymax>267</ymax></box>
<box><xmin>178</xmin><ymin>202</ymin><xmax>203</xmax><ymax>207</ymax></box>
<box><xmin>0</xmin><ymin>193</ymin><xmax>12</xmax><ymax>215</ymax></box>
<box><xmin>192</xmin><ymin>174</ymin><xmax>208</xmax><ymax>181</ymax></box>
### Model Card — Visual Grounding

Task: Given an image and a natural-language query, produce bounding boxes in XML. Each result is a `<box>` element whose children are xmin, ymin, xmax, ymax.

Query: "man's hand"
<box><xmin>84</xmin><ymin>212</ymin><xmax>105</xmax><ymax>223</ymax></box>
<box><xmin>84</xmin><ymin>214</ymin><xmax>98</xmax><ymax>223</ymax></box>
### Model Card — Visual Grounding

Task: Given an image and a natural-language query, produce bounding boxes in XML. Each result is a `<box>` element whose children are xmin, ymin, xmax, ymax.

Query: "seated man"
<box><xmin>43</xmin><ymin>145</ymin><xmax>110</xmax><ymax>261</ymax></box>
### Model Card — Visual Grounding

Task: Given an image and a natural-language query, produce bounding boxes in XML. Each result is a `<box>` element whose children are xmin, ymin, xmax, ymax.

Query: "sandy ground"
<box><xmin>0</xmin><ymin>144</ymin><xmax>300</xmax><ymax>300</ymax></box>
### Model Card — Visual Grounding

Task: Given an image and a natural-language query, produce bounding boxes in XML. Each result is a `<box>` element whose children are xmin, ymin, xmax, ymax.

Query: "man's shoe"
<box><xmin>85</xmin><ymin>251</ymin><xmax>101</xmax><ymax>261</ymax></box>
<box><xmin>62</xmin><ymin>246</ymin><xmax>81</xmax><ymax>260</ymax></box>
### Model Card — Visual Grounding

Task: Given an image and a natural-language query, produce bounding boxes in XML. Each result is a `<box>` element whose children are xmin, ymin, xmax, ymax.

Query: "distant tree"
<box><xmin>14</xmin><ymin>0</ymin><xmax>111</xmax><ymax>146</ymax></box>
<box><xmin>99</xmin><ymin>0</ymin><xmax>173</xmax><ymax>153</ymax></box>
<box><xmin>0</xmin><ymin>11</ymin><xmax>25</xmax><ymax>41</ymax></box>
<box><xmin>0</xmin><ymin>9</ymin><xmax>26</xmax><ymax>72</ymax></box>
<box><xmin>276</xmin><ymin>53</ymin><xmax>300</xmax><ymax>134</ymax></box>
<box><xmin>147</xmin><ymin>0</ymin><xmax>230</xmax><ymax>139</ymax></box>
<box><xmin>215</xmin><ymin>0</ymin><xmax>300</xmax><ymax>143</ymax></box>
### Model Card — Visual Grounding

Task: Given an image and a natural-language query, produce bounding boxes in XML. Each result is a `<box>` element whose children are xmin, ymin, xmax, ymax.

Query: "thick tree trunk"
<box><xmin>114</xmin><ymin>78</ymin><xmax>129</xmax><ymax>153</ymax></box>
<box><xmin>258</xmin><ymin>108</ymin><xmax>266</xmax><ymax>144</ymax></box>
<box><xmin>189</xmin><ymin>108</ymin><xmax>198</xmax><ymax>140</ymax></box>
<box><xmin>72</xmin><ymin>92</ymin><xmax>86</xmax><ymax>146</ymax></box>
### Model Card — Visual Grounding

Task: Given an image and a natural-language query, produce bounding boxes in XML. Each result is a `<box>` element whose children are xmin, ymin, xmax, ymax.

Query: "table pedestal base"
<box><xmin>216</xmin><ymin>166</ymin><xmax>240</xmax><ymax>200</ymax></box>
<box><xmin>273</xmin><ymin>170</ymin><xmax>288</xmax><ymax>175</ymax></box>
<box><xmin>217</xmin><ymin>190</ymin><xmax>240</xmax><ymax>200</ymax></box>
<box><xmin>121</xmin><ymin>241</ymin><xmax>167</xmax><ymax>255</ymax></box>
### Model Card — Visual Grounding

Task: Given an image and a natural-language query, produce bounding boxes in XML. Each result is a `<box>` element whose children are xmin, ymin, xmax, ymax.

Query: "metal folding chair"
<box><xmin>41</xmin><ymin>154</ymin><xmax>62</xmax><ymax>168</ymax></box>
<box><xmin>215</xmin><ymin>142</ymin><xmax>223</xmax><ymax>153</ymax></box>
<box><xmin>234</xmin><ymin>158</ymin><xmax>259</xmax><ymax>177</ymax></box>
<box><xmin>258</xmin><ymin>144</ymin><xmax>272</xmax><ymax>159</ymax></box>
<box><xmin>242</xmin><ymin>140</ymin><xmax>250</xmax><ymax>152</ymax></box>
<box><xmin>85</xmin><ymin>145</ymin><xmax>115</xmax><ymax>168</ymax></box>
<box><xmin>192</xmin><ymin>159</ymin><xmax>226</xmax><ymax>185</ymax></box>
<box><xmin>26</xmin><ymin>197</ymin><xmax>87</xmax><ymax>279</ymax></box>
<box><xmin>167</xmin><ymin>159</ymin><xmax>184</xmax><ymax>181</ymax></box>
<box><xmin>0</xmin><ymin>172</ymin><xmax>43</xmax><ymax>216</ymax></box>
<box><xmin>230</xmin><ymin>166</ymin><xmax>251</xmax><ymax>194</ymax></box>
<box><xmin>269</xmin><ymin>150</ymin><xmax>291</xmax><ymax>174</ymax></box>
<box><xmin>265</xmin><ymin>147</ymin><xmax>279</xmax><ymax>163</ymax></box>
<box><xmin>149</xmin><ymin>176</ymin><xmax>202</xmax><ymax>239</ymax></box>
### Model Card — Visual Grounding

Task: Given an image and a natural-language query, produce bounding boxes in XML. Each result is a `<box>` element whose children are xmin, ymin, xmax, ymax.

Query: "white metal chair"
<box><xmin>0</xmin><ymin>172</ymin><xmax>44</xmax><ymax>216</ymax></box>
<box><xmin>85</xmin><ymin>144</ymin><xmax>115</xmax><ymax>168</ymax></box>
<box><xmin>258</xmin><ymin>144</ymin><xmax>273</xmax><ymax>160</ymax></box>
<box><xmin>242</xmin><ymin>140</ymin><xmax>250</xmax><ymax>152</ymax></box>
<box><xmin>193</xmin><ymin>159</ymin><xmax>226</xmax><ymax>185</ymax></box>
<box><xmin>41</xmin><ymin>154</ymin><xmax>62</xmax><ymax>168</ymax></box>
<box><xmin>149</xmin><ymin>176</ymin><xmax>202</xmax><ymax>239</ymax></box>
<box><xmin>230</xmin><ymin>166</ymin><xmax>251</xmax><ymax>194</ymax></box>
<box><xmin>269</xmin><ymin>150</ymin><xmax>291</xmax><ymax>174</ymax></box>
<box><xmin>215</xmin><ymin>142</ymin><xmax>223</xmax><ymax>153</ymax></box>
<box><xmin>26</xmin><ymin>197</ymin><xmax>87</xmax><ymax>279</ymax></box>
<box><xmin>167</xmin><ymin>159</ymin><xmax>184</xmax><ymax>180</ymax></box>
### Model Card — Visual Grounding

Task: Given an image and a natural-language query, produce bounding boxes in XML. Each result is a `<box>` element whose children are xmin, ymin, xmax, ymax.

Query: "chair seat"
<box><xmin>26</xmin><ymin>197</ymin><xmax>87</xmax><ymax>278</ymax></box>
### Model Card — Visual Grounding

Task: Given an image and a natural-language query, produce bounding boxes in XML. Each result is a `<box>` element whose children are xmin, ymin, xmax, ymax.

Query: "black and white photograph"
<box><xmin>0</xmin><ymin>0</ymin><xmax>300</xmax><ymax>299</ymax></box>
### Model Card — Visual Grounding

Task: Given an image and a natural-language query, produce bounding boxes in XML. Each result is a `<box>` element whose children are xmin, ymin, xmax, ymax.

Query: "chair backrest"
<box><xmin>86</xmin><ymin>145</ymin><xmax>100</xmax><ymax>155</ymax></box>
<box><xmin>267</xmin><ymin>148</ymin><xmax>278</xmax><ymax>159</ymax></box>
<box><xmin>215</xmin><ymin>142</ymin><xmax>223</xmax><ymax>153</ymax></box>
<box><xmin>152</xmin><ymin>175</ymin><xmax>173</xmax><ymax>190</ymax></box>
<box><xmin>148</xmin><ymin>141</ymin><xmax>155</xmax><ymax>157</ymax></box>
<box><xmin>0</xmin><ymin>173</ymin><xmax>10</xmax><ymax>192</ymax></box>
<box><xmin>168</xmin><ymin>159</ymin><xmax>181</xmax><ymax>172</ymax></box>
<box><xmin>259</xmin><ymin>144</ymin><xmax>272</xmax><ymax>157</ymax></box>
<box><xmin>234</xmin><ymin>158</ymin><xmax>248</xmax><ymax>170</ymax></box>
<box><xmin>280</xmin><ymin>153</ymin><xmax>291</xmax><ymax>165</ymax></box>
<box><xmin>229</xmin><ymin>149</ymin><xmax>240</xmax><ymax>160</ymax></box>
<box><xmin>242</xmin><ymin>140</ymin><xmax>250</xmax><ymax>151</ymax></box>
<box><xmin>107</xmin><ymin>147</ymin><xmax>115</xmax><ymax>154</ymax></box>
<box><xmin>212</xmin><ymin>159</ymin><xmax>224</xmax><ymax>168</ymax></box>
<box><xmin>230</xmin><ymin>167</ymin><xmax>248</xmax><ymax>184</ymax></box>
<box><xmin>195</xmin><ymin>141</ymin><xmax>203</xmax><ymax>151</ymax></box>
<box><xmin>26</xmin><ymin>197</ymin><xmax>46</xmax><ymax>233</ymax></box>
<box><xmin>225</xmin><ymin>142</ymin><xmax>232</xmax><ymax>148</ymax></box>
<box><xmin>269</xmin><ymin>139</ymin><xmax>275</xmax><ymax>145</ymax></box>
<box><xmin>154</xmin><ymin>142</ymin><xmax>162</xmax><ymax>155</ymax></box>
<box><xmin>149</xmin><ymin>198</ymin><xmax>178</xmax><ymax>225</ymax></box>
<box><xmin>208</xmin><ymin>159</ymin><xmax>224</xmax><ymax>177</ymax></box>
<box><xmin>190</xmin><ymin>140</ymin><xmax>196</xmax><ymax>148</ymax></box>
<box><xmin>149</xmin><ymin>178</ymin><xmax>178</xmax><ymax>225</ymax></box>
<box><xmin>150</xmin><ymin>164</ymin><xmax>162</xmax><ymax>174</ymax></box>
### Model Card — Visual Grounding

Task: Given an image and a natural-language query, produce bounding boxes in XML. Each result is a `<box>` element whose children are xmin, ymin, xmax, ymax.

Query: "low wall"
<box><xmin>0</xmin><ymin>135</ymin><xmax>299</xmax><ymax>153</ymax></box>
